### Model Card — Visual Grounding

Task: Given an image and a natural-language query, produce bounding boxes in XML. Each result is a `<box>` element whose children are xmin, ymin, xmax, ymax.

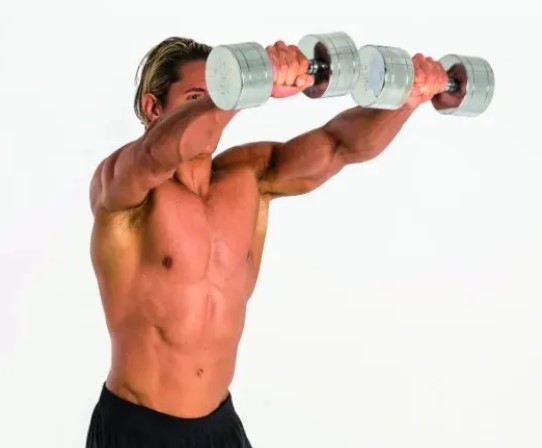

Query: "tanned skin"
<box><xmin>89</xmin><ymin>41</ymin><xmax>457</xmax><ymax>418</ymax></box>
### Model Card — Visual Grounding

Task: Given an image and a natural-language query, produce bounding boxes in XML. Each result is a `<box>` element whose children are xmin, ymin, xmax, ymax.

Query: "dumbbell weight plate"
<box><xmin>298</xmin><ymin>32</ymin><xmax>360</xmax><ymax>99</ymax></box>
<box><xmin>351</xmin><ymin>45</ymin><xmax>415</xmax><ymax>109</ymax></box>
<box><xmin>205</xmin><ymin>42</ymin><xmax>274</xmax><ymax>110</ymax></box>
<box><xmin>432</xmin><ymin>54</ymin><xmax>495</xmax><ymax>117</ymax></box>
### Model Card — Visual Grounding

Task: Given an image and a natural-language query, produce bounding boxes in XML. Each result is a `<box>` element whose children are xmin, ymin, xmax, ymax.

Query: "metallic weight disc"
<box><xmin>351</xmin><ymin>45</ymin><xmax>414</xmax><ymax>109</ymax></box>
<box><xmin>433</xmin><ymin>54</ymin><xmax>495</xmax><ymax>117</ymax></box>
<box><xmin>298</xmin><ymin>32</ymin><xmax>360</xmax><ymax>99</ymax></box>
<box><xmin>205</xmin><ymin>42</ymin><xmax>273</xmax><ymax>110</ymax></box>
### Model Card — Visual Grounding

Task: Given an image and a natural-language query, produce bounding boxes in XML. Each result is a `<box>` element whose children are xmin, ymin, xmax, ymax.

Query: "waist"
<box><xmin>108</xmin><ymin>342</ymin><xmax>239</xmax><ymax>417</ymax></box>
<box><xmin>96</xmin><ymin>382</ymin><xmax>239</xmax><ymax>436</ymax></box>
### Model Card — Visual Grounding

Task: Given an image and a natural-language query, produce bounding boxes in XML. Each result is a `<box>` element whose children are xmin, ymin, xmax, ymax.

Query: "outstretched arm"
<box><xmin>90</xmin><ymin>97</ymin><xmax>238</xmax><ymax>213</ymax></box>
<box><xmin>214</xmin><ymin>52</ymin><xmax>449</xmax><ymax>198</ymax></box>
<box><xmin>214</xmin><ymin>103</ymin><xmax>415</xmax><ymax>197</ymax></box>
<box><xmin>263</xmin><ymin>103</ymin><xmax>416</xmax><ymax>196</ymax></box>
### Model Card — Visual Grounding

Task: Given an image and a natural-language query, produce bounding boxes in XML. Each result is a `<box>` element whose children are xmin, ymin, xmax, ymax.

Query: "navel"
<box><xmin>161</xmin><ymin>256</ymin><xmax>173</xmax><ymax>269</ymax></box>
<box><xmin>196</xmin><ymin>368</ymin><xmax>205</xmax><ymax>378</ymax></box>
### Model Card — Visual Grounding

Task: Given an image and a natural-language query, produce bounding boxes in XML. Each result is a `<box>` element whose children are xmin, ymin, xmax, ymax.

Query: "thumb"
<box><xmin>295</xmin><ymin>74</ymin><xmax>314</xmax><ymax>89</ymax></box>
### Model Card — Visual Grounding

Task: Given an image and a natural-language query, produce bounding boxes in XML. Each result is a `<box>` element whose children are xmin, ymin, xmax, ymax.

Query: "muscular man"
<box><xmin>86</xmin><ymin>37</ymin><xmax>454</xmax><ymax>447</ymax></box>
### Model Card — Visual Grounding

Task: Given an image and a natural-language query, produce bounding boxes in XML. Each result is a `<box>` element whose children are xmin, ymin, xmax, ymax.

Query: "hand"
<box><xmin>406</xmin><ymin>54</ymin><xmax>450</xmax><ymax>109</ymax></box>
<box><xmin>431</xmin><ymin>61</ymin><xmax>467</xmax><ymax>111</ymax></box>
<box><xmin>265</xmin><ymin>41</ymin><xmax>315</xmax><ymax>98</ymax></box>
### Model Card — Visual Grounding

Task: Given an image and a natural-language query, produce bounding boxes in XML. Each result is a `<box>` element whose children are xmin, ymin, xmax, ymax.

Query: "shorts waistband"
<box><xmin>97</xmin><ymin>383</ymin><xmax>237</xmax><ymax>437</ymax></box>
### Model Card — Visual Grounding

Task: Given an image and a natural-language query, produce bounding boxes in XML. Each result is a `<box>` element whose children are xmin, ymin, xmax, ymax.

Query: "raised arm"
<box><xmin>214</xmin><ymin>104</ymin><xmax>415</xmax><ymax>198</ymax></box>
<box><xmin>264</xmin><ymin>104</ymin><xmax>416</xmax><ymax>197</ymax></box>
<box><xmin>90</xmin><ymin>97</ymin><xmax>237</xmax><ymax>213</ymax></box>
<box><xmin>214</xmin><ymin>52</ymin><xmax>449</xmax><ymax>199</ymax></box>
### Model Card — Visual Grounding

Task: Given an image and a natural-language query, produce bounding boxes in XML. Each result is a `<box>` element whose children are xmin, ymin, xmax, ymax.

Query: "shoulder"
<box><xmin>212</xmin><ymin>141</ymin><xmax>279</xmax><ymax>175</ymax></box>
<box><xmin>88</xmin><ymin>143</ymin><xmax>136</xmax><ymax>216</ymax></box>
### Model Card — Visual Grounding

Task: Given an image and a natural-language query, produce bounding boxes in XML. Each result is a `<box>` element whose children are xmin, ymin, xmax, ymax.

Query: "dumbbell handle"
<box><xmin>446</xmin><ymin>78</ymin><xmax>459</xmax><ymax>93</ymax></box>
<box><xmin>270</xmin><ymin>58</ymin><xmax>328</xmax><ymax>78</ymax></box>
<box><xmin>306</xmin><ymin>59</ymin><xmax>330</xmax><ymax>75</ymax></box>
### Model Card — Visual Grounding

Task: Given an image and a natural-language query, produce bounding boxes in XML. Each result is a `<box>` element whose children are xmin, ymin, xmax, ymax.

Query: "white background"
<box><xmin>1</xmin><ymin>1</ymin><xmax>541</xmax><ymax>447</ymax></box>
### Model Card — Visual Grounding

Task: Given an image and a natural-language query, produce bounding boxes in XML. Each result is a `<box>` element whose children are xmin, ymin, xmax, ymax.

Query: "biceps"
<box><xmin>260</xmin><ymin>132</ymin><xmax>346</xmax><ymax>197</ymax></box>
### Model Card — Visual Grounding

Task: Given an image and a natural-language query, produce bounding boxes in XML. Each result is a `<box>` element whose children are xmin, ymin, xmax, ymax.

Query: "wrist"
<box><xmin>403</xmin><ymin>98</ymin><xmax>421</xmax><ymax>112</ymax></box>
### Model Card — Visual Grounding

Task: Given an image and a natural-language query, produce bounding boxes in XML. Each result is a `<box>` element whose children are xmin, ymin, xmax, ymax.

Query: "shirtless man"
<box><xmin>86</xmin><ymin>37</ymin><xmax>454</xmax><ymax>447</ymax></box>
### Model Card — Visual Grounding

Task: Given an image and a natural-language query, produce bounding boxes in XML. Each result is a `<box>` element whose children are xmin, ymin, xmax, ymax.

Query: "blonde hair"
<box><xmin>134</xmin><ymin>37</ymin><xmax>212</xmax><ymax>125</ymax></box>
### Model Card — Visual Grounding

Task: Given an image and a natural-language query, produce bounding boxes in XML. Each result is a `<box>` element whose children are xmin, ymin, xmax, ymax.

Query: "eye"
<box><xmin>187</xmin><ymin>94</ymin><xmax>201</xmax><ymax>101</ymax></box>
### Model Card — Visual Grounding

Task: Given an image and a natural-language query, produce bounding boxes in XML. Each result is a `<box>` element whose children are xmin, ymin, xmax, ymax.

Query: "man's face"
<box><xmin>163</xmin><ymin>60</ymin><xmax>208</xmax><ymax>113</ymax></box>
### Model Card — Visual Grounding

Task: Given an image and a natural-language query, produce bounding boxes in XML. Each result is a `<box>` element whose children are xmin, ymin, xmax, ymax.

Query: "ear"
<box><xmin>141</xmin><ymin>93</ymin><xmax>163</xmax><ymax>124</ymax></box>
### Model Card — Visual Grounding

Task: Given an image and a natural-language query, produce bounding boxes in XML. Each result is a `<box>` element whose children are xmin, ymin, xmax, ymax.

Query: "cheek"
<box><xmin>163</xmin><ymin>97</ymin><xmax>187</xmax><ymax>113</ymax></box>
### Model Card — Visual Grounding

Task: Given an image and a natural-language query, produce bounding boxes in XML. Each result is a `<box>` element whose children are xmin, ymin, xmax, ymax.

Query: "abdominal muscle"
<box><xmin>95</xmin><ymin>172</ymin><xmax>268</xmax><ymax>419</ymax></box>
<box><xmin>104</xmin><ymin>278</ymin><xmax>251</xmax><ymax>418</ymax></box>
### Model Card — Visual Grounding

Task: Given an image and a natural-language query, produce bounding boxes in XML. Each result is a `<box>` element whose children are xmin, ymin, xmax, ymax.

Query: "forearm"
<box><xmin>256</xmin><ymin>104</ymin><xmax>417</xmax><ymax>196</ymax></box>
<box><xmin>323</xmin><ymin>103</ymin><xmax>417</xmax><ymax>163</ymax></box>
<box><xmin>93</xmin><ymin>99</ymin><xmax>239</xmax><ymax>212</ymax></box>
<box><xmin>141</xmin><ymin>97</ymin><xmax>239</xmax><ymax>167</ymax></box>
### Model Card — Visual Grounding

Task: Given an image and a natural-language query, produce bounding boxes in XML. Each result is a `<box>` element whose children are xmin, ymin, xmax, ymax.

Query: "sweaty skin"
<box><xmin>90</xmin><ymin>43</ymin><xmax>452</xmax><ymax>418</ymax></box>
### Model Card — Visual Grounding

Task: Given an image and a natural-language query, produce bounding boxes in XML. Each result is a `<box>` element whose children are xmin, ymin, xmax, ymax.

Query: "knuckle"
<box><xmin>287</xmin><ymin>44</ymin><xmax>298</xmax><ymax>52</ymax></box>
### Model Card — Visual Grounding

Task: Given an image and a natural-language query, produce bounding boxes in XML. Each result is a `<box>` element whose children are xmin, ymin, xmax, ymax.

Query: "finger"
<box><xmin>266</xmin><ymin>47</ymin><xmax>279</xmax><ymax>82</ymax></box>
<box><xmin>291</xmin><ymin>45</ymin><xmax>310</xmax><ymax>74</ymax></box>
<box><xmin>284</xmin><ymin>47</ymin><xmax>299</xmax><ymax>86</ymax></box>
<box><xmin>274</xmin><ymin>49</ymin><xmax>288</xmax><ymax>85</ymax></box>
<box><xmin>412</xmin><ymin>53</ymin><xmax>425</xmax><ymax>67</ymax></box>
<box><xmin>275</xmin><ymin>40</ymin><xmax>288</xmax><ymax>62</ymax></box>
<box><xmin>269</xmin><ymin>41</ymin><xmax>289</xmax><ymax>84</ymax></box>
<box><xmin>280</xmin><ymin>50</ymin><xmax>292</xmax><ymax>85</ymax></box>
<box><xmin>414</xmin><ymin>68</ymin><xmax>426</xmax><ymax>87</ymax></box>
<box><xmin>420</xmin><ymin>57</ymin><xmax>433</xmax><ymax>74</ymax></box>
<box><xmin>268</xmin><ymin>49</ymin><xmax>283</xmax><ymax>84</ymax></box>
<box><xmin>426</xmin><ymin>57</ymin><xmax>439</xmax><ymax>75</ymax></box>
<box><xmin>422</xmin><ymin>58</ymin><xmax>437</xmax><ymax>93</ymax></box>
<box><xmin>427</xmin><ymin>57</ymin><xmax>442</xmax><ymax>74</ymax></box>
<box><xmin>295</xmin><ymin>73</ymin><xmax>314</xmax><ymax>89</ymax></box>
<box><xmin>435</xmin><ymin>60</ymin><xmax>445</xmax><ymax>70</ymax></box>
<box><xmin>265</xmin><ymin>45</ymin><xmax>277</xmax><ymax>60</ymax></box>
<box><xmin>422</xmin><ymin>59</ymin><xmax>438</xmax><ymax>92</ymax></box>
<box><xmin>428</xmin><ymin>58</ymin><xmax>447</xmax><ymax>94</ymax></box>
<box><xmin>428</xmin><ymin>57</ymin><xmax>444</xmax><ymax>81</ymax></box>
<box><xmin>288</xmin><ymin>45</ymin><xmax>307</xmax><ymax>74</ymax></box>
<box><xmin>412</xmin><ymin>55</ymin><xmax>424</xmax><ymax>79</ymax></box>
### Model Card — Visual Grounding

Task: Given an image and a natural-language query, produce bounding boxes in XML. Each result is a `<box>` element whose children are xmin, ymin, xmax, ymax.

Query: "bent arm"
<box><xmin>90</xmin><ymin>98</ymin><xmax>238</xmax><ymax>213</ymax></box>
<box><xmin>214</xmin><ymin>103</ymin><xmax>416</xmax><ymax>198</ymax></box>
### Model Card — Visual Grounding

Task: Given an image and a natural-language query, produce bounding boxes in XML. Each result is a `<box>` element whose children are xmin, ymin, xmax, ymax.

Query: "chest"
<box><xmin>142</xmin><ymin>171</ymin><xmax>262</xmax><ymax>279</ymax></box>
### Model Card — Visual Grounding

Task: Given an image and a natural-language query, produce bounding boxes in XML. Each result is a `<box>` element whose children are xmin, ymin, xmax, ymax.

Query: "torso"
<box><xmin>91</xmin><ymin>163</ymin><xmax>271</xmax><ymax>418</ymax></box>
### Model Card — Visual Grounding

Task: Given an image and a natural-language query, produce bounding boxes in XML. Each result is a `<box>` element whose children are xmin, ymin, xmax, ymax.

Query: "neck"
<box><xmin>174</xmin><ymin>155</ymin><xmax>213</xmax><ymax>196</ymax></box>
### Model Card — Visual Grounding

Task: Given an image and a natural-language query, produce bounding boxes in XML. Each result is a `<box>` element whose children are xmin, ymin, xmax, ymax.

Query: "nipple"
<box><xmin>161</xmin><ymin>256</ymin><xmax>173</xmax><ymax>269</ymax></box>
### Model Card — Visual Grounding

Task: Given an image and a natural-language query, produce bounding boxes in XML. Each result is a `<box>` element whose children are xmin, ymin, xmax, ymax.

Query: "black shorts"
<box><xmin>86</xmin><ymin>384</ymin><xmax>252</xmax><ymax>447</ymax></box>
